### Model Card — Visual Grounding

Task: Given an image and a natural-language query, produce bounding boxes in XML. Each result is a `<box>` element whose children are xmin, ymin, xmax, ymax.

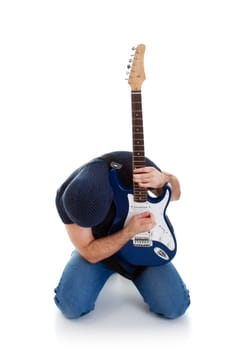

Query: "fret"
<box><xmin>133</xmin><ymin>144</ymin><xmax>144</xmax><ymax>148</ymax></box>
<box><xmin>133</xmin><ymin>153</ymin><xmax>145</xmax><ymax>157</ymax></box>
<box><xmin>133</xmin><ymin>156</ymin><xmax>145</xmax><ymax>160</ymax></box>
<box><xmin>133</xmin><ymin>163</ymin><xmax>146</xmax><ymax>167</ymax></box>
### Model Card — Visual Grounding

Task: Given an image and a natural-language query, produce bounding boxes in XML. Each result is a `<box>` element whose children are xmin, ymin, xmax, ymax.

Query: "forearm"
<box><xmin>163</xmin><ymin>172</ymin><xmax>181</xmax><ymax>201</ymax></box>
<box><xmin>68</xmin><ymin>211</ymin><xmax>156</xmax><ymax>264</ymax></box>
<box><xmin>133</xmin><ymin>166</ymin><xmax>181</xmax><ymax>201</ymax></box>
<box><xmin>80</xmin><ymin>227</ymin><xmax>132</xmax><ymax>263</ymax></box>
<box><xmin>69</xmin><ymin>202</ymin><xmax>176</xmax><ymax>263</ymax></box>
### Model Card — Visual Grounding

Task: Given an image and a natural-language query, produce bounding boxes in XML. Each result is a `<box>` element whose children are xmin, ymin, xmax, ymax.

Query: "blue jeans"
<box><xmin>54</xmin><ymin>250</ymin><xmax>190</xmax><ymax>319</ymax></box>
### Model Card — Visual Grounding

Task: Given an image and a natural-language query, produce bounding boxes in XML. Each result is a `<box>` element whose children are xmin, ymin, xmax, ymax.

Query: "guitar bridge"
<box><xmin>132</xmin><ymin>232</ymin><xmax>153</xmax><ymax>247</ymax></box>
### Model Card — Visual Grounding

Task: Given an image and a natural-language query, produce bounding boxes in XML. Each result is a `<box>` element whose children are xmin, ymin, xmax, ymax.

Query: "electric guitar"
<box><xmin>109</xmin><ymin>44</ymin><xmax>177</xmax><ymax>266</ymax></box>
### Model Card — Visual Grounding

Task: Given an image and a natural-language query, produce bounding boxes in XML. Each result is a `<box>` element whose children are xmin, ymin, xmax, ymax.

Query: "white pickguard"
<box><xmin>124</xmin><ymin>190</ymin><xmax>175</xmax><ymax>251</ymax></box>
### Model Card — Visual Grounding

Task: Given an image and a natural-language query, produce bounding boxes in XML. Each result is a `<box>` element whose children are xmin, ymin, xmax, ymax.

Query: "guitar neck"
<box><xmin>131</xmin><ymin>90</ymin><xmax>147</xmax><ymax>202</ymax></box>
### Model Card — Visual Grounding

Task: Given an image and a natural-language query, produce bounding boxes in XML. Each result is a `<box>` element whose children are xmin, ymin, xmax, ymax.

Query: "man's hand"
<box><xmin>124</xmin><ymin>211</ymin><xmax>156</xmax><ymax>238</ymax></box>
<box><xmin>133</xmin><ymin>167</ymin><xmax>167</xmax><ymax>189</ymax></box>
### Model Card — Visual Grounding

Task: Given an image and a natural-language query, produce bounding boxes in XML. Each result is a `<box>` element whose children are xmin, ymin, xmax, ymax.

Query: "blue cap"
<box><xmin>61</xmin><ymin>159</ymin><xmax>113</xmax><ymax>227</ymax></box>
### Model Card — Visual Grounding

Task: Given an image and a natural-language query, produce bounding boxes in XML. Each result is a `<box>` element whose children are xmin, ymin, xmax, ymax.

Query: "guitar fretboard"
<box><xmin>131</xmin><ymin>91</ymin><xmax>147</xmax><ymax>202</ymax></box>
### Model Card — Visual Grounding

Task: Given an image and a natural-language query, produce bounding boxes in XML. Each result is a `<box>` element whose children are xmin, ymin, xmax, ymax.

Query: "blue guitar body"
<box><xmin>109</xmin><ymin>168</ymin><xmax>177</xmax><ymax>266</ymax></box>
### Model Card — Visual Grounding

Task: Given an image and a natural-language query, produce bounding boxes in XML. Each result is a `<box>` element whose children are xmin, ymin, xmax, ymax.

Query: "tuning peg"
<box><xmin>125</xmin><ymin>71</ymin><xmax>129</xmax><ymax>80</ymax></box>
<box><xmin>130</xmin><ymin>47</ymin><xmax>136</xmax><ymax>57</ymax></box>
<box><xmin>127</xmin><ymin>64</ymin><xmax>131</xmax><ymax>69</ymax></box>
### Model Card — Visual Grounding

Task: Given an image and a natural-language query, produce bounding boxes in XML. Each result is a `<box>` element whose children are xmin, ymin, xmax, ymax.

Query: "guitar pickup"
<box><xmin>132</xmin><ymin>233</ymin><xmax>153</xmax><ymax>247</ymax></box>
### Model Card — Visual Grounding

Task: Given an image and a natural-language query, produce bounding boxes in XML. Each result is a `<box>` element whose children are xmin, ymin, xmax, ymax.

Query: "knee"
<box><xmin>54</xmin><ymin>290</ymin><xmax>94</xmax><ymax>319</ymax></box>
<box><xmin>162</xmin><ymin>302</ymin><xmax>190</xmax><ymax>320</ymax></box>
<box><xmin>156</xmin><ymin>291</ymin><xmax>191</xmax><ymax>320</ymax></box>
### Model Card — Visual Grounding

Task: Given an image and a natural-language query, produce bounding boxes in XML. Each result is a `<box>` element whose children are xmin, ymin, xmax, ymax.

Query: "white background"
<box><xmin>0</xmin><ymin>0</ymin><xmax>225</xmax><ymax>349</ymax></box>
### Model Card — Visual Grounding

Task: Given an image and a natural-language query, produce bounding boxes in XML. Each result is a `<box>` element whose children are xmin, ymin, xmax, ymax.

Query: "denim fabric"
<box><xmin>54</xmin><ymin>250</ymin><xmax>190</xmax><ymax>319</ymax></box>
<box><xmin>133</xmin><ymin>263</ymin><xmax>190</xmax><ymax>319</ymax></box>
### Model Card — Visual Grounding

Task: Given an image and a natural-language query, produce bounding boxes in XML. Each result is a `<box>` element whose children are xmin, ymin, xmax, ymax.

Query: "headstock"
<box><xmin>127</xmin><ymin>44</ymin><xmax>146</xmax><ymax>91</ymax></box>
